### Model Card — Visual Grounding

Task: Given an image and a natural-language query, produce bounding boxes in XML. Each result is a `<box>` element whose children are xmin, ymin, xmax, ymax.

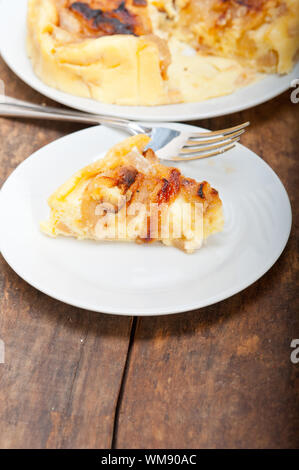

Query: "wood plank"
<box><xmin>115</xmin><ymin>93</ymin><xmax>299</xmax><ymax>449</ymax></box>
<box><xmin>0</xmin><ymin>58</ymin><xmax>132</xmax><ymax>449</ymax></box>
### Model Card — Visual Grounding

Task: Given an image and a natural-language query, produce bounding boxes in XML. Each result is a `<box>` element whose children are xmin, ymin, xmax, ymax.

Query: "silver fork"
<box><xmin>0</xmin><ymin>96</ymin><xmax>249</xmax><ymax>161</ymax></box>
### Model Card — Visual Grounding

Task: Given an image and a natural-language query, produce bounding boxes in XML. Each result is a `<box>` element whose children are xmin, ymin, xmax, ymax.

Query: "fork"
<box><xmin>0</xmin><ymin>95</ymin><xmax>249</xmax><ymax>161</ymax></box>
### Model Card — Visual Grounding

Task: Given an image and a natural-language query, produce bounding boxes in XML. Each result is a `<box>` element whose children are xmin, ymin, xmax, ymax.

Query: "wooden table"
<box><xmin>0</xmin><ymin>57</ymin><xmax>298</xmax><ymax>449</ymax></box>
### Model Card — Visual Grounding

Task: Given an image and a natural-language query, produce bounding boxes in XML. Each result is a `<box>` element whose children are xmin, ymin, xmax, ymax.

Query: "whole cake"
<box><xmin>27</xmin><ymin>0</ymin><xmax>299</xmax><ymax>105</ymax></box>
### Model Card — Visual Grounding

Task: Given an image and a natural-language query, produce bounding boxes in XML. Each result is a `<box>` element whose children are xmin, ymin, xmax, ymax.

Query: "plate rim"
<box><xmin>0</xmin><ymin>0</ymin><xmax>297</xmax><ymax>122</ymax></box>
<box><xmin>0</xmin><ymin>123</ymin><xmax>292</xmax><ymax>316</ymax></box>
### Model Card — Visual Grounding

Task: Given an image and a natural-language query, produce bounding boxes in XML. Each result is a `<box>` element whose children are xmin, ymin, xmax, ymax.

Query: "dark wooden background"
<box><xmin>0</xmin><ymin>57</ymin><xmax>298</xmax><ymax>449</ymax></box>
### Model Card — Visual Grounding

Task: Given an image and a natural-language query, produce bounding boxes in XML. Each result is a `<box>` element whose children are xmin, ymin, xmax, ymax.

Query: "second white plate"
<box><xmin>0</xmin><ymin>123</ymin><xmax>292</xmax><ymax>315</ymax></box>
<box><xmin>0</xmin><ymin>0</ymin><xmax>298</xmax><ymax>122</ymax></box>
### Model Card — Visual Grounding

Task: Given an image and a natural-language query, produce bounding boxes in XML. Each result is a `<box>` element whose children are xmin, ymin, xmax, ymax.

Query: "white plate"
<box><xmin>0</xmin><ymin>124</ymin><xmax>292</xmax><ymax>316</ymax></box>
<box><xmin>0</xmin><ymin>0</ymin><xmax>298</xmax><ymax>122</ymax></box>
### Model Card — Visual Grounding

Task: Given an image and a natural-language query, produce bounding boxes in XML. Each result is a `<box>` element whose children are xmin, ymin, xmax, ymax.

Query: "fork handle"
<box><xmin>0</xmin><ymin>96</ymin><xmax>145</xmax><ymax>134</ymax></box>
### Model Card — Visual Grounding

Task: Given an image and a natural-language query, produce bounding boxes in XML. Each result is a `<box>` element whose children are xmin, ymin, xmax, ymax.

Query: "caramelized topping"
<box><xmin>157</xmin><ymin>169</ymin><xmax>181</xmax><ymax>204</ymax></box>
<box><xmin>197</xmin><ymin>182</ymin><xmax>206</xmax><ymax>199</ymax></box>
<box><xmin>68</xmin><ymin>0</ymin><xmax>151</xmax><ymax>37</ymax></box>
<box><xmin>212</xmin><ymin>0</ymin><xmax>266</xmax><ymax>15</ymax></box>
<box><xmin>117</xmin><ymin>166</ymin><xmax>138</xmax><ymax>190</ymax></box>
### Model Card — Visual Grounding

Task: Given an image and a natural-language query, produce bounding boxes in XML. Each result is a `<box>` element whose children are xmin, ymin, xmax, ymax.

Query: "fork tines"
<box><xmin>177</xmin><ymin>122</ymin><xmax>249</xmax><ymax>161</ymax></box>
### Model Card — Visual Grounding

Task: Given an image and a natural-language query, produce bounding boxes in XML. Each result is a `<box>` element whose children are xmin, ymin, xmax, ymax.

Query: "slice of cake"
<box><xmin>41</xmin><ymin>135</ymin><xmax>224</xmax><ymax>253</ymax></box>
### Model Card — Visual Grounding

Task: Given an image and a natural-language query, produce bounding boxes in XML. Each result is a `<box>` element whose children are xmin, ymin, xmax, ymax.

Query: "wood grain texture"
<box><xmin>115</xmin><ymin>94</ymin><xmax>299</xmax><ymax>449</ymax></box>
<box><xmin>0</xmin><ymin>56</ymin><xmax>298</xmax><ymax>449</ymax></box>
<box><xmin>0</xmin><ymin>58</ymin><xmax>132</xmax><ymax>449</ymax></box>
